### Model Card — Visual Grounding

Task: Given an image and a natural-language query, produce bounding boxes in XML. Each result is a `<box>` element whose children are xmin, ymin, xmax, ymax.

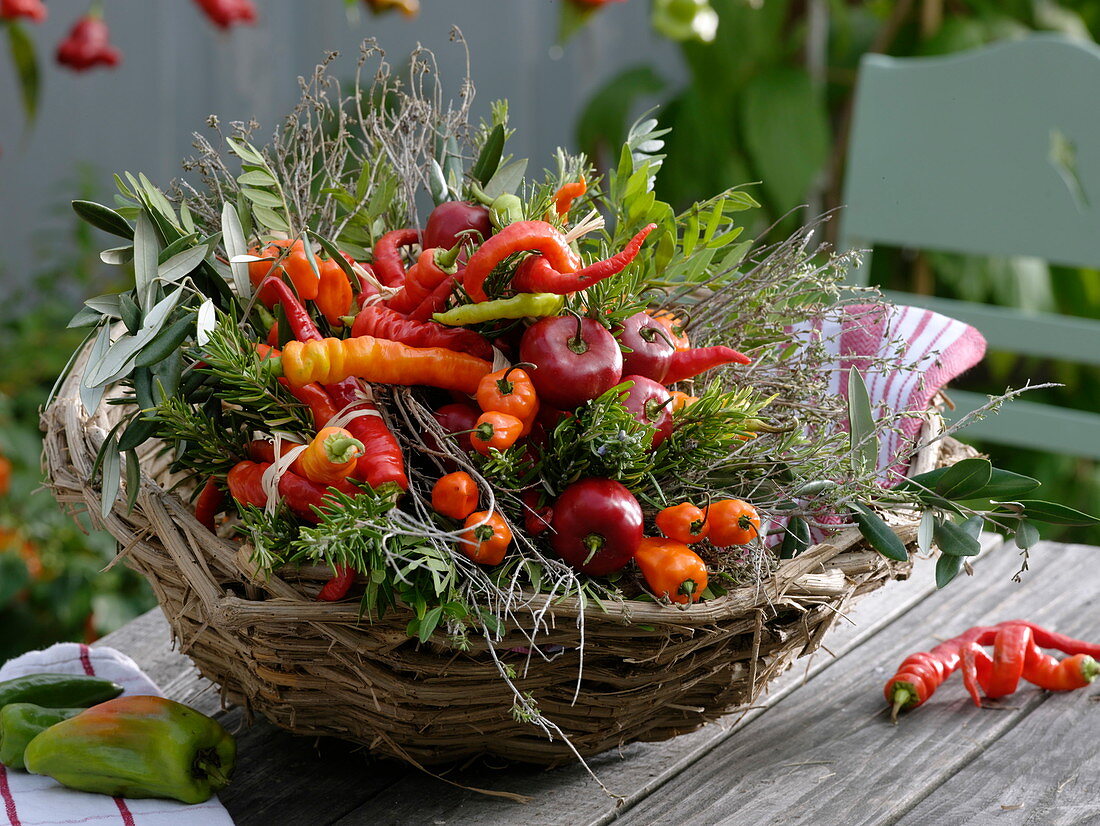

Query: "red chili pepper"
<box><xmin>1025</xmin><ymin>651</ymin><xmax>1100</xmax><ymax>691</ymax></box>
<box><xmin>193</xmin><ymin>478</ymin><xmax>225</xmax><ymax>532</ymax></box>
<box><xmin>56</xmin><ymin>14</ymin><xmax>121</xmax><ymax>72</ymax></box>
<box><xmin>371</xmin><ymin>229</ymin><xmax>420</xmax><ymax>287</ymax></box>
<box><xmin>386</xmin><ymin>247</ymin><xmax>460</xmax><ymax>314</ymax></box>
<box><xmin>985</xmin><ymin>624</ymin><xmax>1032</xmax><ymax>699</ymax></box>
<box><xmin>226</xmin><ymin>460</ymin><xmax>338</xmax><ymax>524</ymax></box>
<box><xmin>1</xmin><ymin>0</ymin><xmax>47</xmax><ymax>23</ymax></box>
<box><xmin>350</xmin><ymin>304</ymin><xmax>492</xmax><ymax>360</ymax></box>
<box><xmin>257</xmin><ymin>276</ymin><xmax>323</xmax><ymax>339</ymax></box>
<box><xmin>462</xmin><ymin>221</ymin><xmax>579</xmax><ymax>303</ymax></box>
<box><xmin>885</xmin><ymin>626</ymin><xmax>992</xmax><ymax>720</ymax></box>
<box><xmin>511</xmin><ymin>224</ymin><xmax>656</xmax><ymax>295</ymax></box>
<box><xmin>285</xmin><ymin>381</ymin><xmax>340</xmax><ymax>429</ymax></box>
<box><xmin>554</xmin><ymin>176</ymin><xmax>587</xmax><ymax>217</ymax></box>
<box><xmin>193</xmin><ymin>0</ymin><xmax>256</xmax><ymax>28</ymax></box>
<box><xmin>1005</xmin><ymin>621</ymin><xmax>1100</xmax><ymax>658</ymax></box>
<box><xmin>662</xmin><ymin>345</ymin><xmax>752</xmax><ymax>385</ymax></box>
<box><xmin>408</xmin><ymin>273</ymin><xmax>463</xmax><ymax>322</ymax></box>
<box><xmin>317</xmin><ymin>566</ymin><xmax>356</xmax><ymax>602</ymax></box>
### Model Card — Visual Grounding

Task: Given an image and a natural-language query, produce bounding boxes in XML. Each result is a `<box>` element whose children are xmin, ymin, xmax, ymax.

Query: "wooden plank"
<box><xmin>324</xmin><ymin>537</ymin><xmax>1005</xmax><ymax>826</ymax></box>
<box><xmin>613</xmin><ymin>541</ymin><xmax>1100</xmax><ymax>825</ymax></box>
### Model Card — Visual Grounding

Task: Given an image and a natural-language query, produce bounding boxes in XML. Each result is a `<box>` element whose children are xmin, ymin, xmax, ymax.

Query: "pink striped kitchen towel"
<box><xmin>0</xmin><ymin>643</ymin><xmax>234</xmax><ymax>826</ymax></box>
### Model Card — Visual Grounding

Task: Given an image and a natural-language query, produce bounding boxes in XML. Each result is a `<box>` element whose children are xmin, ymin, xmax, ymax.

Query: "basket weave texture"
<box><xmin>42</xmin><ymin>343</ymin><xmax>974</xmax><ymax>766</ymax></box>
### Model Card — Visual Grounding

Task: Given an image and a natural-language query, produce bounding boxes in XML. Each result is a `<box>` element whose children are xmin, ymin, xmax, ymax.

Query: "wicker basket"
<box><xmin>42</xmin><ymin>342</ymin><xmax>972</xmax><ymax>767</ymax></box>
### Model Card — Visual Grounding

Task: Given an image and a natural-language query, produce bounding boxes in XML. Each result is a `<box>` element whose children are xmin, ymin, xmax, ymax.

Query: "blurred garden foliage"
<box><xmin>578</xmin><ymin>0</ymin><xmax>1100</xmax><ymax>539</ymax></box>
<box><xmin>0</xmin><ymin>170</ymin><xmax>155</xmax><ymax>660</ymax></box>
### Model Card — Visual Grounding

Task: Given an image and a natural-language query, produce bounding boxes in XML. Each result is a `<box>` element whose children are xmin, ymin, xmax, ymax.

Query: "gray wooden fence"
<box><xmin>0</xmin><ymin>1</ymin><xmax>682</xmax><ymax>292</ymax></box>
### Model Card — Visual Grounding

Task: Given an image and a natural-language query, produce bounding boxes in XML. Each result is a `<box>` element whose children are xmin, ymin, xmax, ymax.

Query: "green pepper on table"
<box><xmin>24</xmin><ymin>695</ymin><xmax>236</xmax><ymax>805</ymax></box>
<box><xmin>0</xmin><ymin>673</ymin><xmax>123</xmax><ymax>710</ymax></box>
<box><xmin>0</xmin><ymin>704</ymin><xmax>83</xmax><ymax>771</ymax></box>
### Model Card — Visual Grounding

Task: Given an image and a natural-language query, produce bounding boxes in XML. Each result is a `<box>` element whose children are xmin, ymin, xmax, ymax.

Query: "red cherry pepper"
<box><xmin>423</xmin><ymin>201</ymin><xmax>491</xmax><ymax>253</ymax></box>
<box><xmin>193</xmin><ymin>478</ymin><xmax>225</xmax><ymax>532</ymax></box>
<box><xmin>317</xmin><ymin>566</ymin><xmax>356</xmax><ymax>602</ymax></box>
<box><xmin>616</xmin><ymin>311</ymin><xmax>676</xmax><ymax>383</ymax></box>
<box><xmin>1</xmin><ymin>0</ymin><xmax>47</xmax><ymax>22</ymax></box>
<box><xmin>350</xmin><ymin>304</ymin><xmax>492</xmax><ymax>360</ymax></box>
<box><xmin>371</xmin><ymin>229</ymin><xmax>420</xmax><ymax>287</ymax></box>
<box><xmin>512</xmin><ymin>224</ymin><xmax>656</xmax><ymax>295</ymax></box>
<box><xmin>56</xmin><ymin>14</ymin><xmax>121</xmax><ymax>72</ymax></box>
<box><xmin>193</xmin><ymin>0</ymin><xmax>257</xmax><ymax>28</ymax></box>
<box><xmin>550</xmin><ymin>478</ymin><xmax>643</xmax><ymax>575</ymax></box>
<box><xmin>662</xmin><ymin>345</ymin><xmax>751</xmax><ymax>385</ymax></box>
<box><xmin>462</xmin><ymin>221</ymin><xmax>579</xmax><ymax>303</ymax></box>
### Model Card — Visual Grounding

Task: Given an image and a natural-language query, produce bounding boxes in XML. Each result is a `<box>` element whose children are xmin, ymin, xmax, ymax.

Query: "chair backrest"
<box><xmin>840</xmin><ymin>34</ymin><xmax>1100</xmax><ymax>459</ymax></box>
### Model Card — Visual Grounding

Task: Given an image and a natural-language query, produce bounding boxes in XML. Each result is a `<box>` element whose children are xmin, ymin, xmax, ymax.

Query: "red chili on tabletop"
<box><xmin>56</xmin><ymin>13</ymin><xmax>121</xmax><ymax>72</ymax></box>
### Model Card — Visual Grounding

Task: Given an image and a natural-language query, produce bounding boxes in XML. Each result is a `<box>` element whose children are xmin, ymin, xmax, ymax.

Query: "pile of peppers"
<box><xmin>0</xmin><ymin>674</ymin><xmax>235</xmax><ymax>804</ymax></box>
<box><xmin>885</xmin><ymin>621</ymin><xmax>1100</xmax><ymax>721</ymax></box>
<box><xmin>195</xmin><ymin>183</ymin><xmax>760</xmax><ymax>606</ymax></box>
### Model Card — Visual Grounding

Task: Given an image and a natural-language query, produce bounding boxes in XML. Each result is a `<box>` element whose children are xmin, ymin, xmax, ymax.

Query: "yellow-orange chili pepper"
<box><xmin>634</xmin><ymin>537</ymin><xmax>708</xmax><ymax>604</ymax></box>
<box><xmin>295</xmin><ymin>426</ymin><xmax>364</xmax><ymax>485</ymax></box>
<box><xmin>274</xmin><ymin>336</ymin><xmax>492</xmax><ymax>395</ymax></box>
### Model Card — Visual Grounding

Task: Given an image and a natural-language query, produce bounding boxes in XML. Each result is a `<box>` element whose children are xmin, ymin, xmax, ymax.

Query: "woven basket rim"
<box><xmin>43</xmin><ymin>338</ymin><xmax>941</xmax><ymax>630</ymax></box>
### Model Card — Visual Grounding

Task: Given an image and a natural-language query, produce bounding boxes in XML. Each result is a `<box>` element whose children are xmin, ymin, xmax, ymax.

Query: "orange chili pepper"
<box><xmin>554</xmin><ymin>176</ymin><xmax>587</xmax><ymax>217</ymax></box>
<box><xmin>315</xmin><ymin>258</ymin><xmax>353</xmax><ymax>326</ymax></box>
<box><xmin>708</xmin><ymin>499</ymin><xmax>760</xmax><ymax>546</ymax></box>
<box><xmin>475</xmin><ymin>366</ymin><xmax>539</xmax><ymax>423</ymax></box>
<box><xmin>0</xmin><ymin>453</ymin><xmax>11</xmax><ymax>497</ymax></box>
<box><xmin>459</xmin><ymin>511</ymin><xmax>512</xmax><ymax>565</ymax></box>
<box><xmin>295</xmin><ymin>426</ymin><xmax>365</xmax><ymax>485</ymax></box>
<box><xmin>248</xmin><ymin>239</ymin><xmax>319</xmax><ymax>302</ymax></box>
<box><xmin>470</xmin><ymin>411</ymin><xmax>524</xmax><ymax>455</ymax></box>
<box><xmin>634</xmin><ymin>537</ymin><xmax>708</xmax><ymax>605</ymax></box>
<box><xmin>431</xmin><ymin>472</ymin><xmax>479</xmax><ymax>520</ymax></box>
<box><xmin>655</xmin><ymin>502</ymin><xmax>709</xmax><ymax>544</ymax></box>
<box><xmin>274</xmin><ymin>336</ymin><xmax>492</xmax><ymax>395</ymax></box>
<box><xmin>646</xmin><ymin>309</ymin><xmax>691</xmax><ymax>351</ymax></box>
<box><xmin>669</xmin><ymin>390</ymin><xmax>698</xmax><ymax>413</ymax></box>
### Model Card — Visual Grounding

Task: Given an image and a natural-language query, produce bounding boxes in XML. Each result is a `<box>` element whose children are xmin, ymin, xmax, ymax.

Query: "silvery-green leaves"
<box><xmin>228</xmin><ymin>137</ymin><xmax>292</xmax><ymax>234</ymax></box>
<box><xmin>847</xmin><ymin>368</ymin><xmax>877</xmax><ymax>474</ymax></box>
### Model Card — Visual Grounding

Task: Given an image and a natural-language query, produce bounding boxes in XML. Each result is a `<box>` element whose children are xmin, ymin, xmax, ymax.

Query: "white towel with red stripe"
<box><xmin>775</xmin><ymin>302</ymin><xmax>986</xmax><ymax>545</ymax></box>
<box><xmin>0</xmin><ymin>643</ymin><xmax>234</xmax><ymax>826</ymax></box>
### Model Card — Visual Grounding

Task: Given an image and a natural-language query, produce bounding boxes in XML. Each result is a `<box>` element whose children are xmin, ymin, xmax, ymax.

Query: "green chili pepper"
<box><xmin>433</xmin><ymin>293</ymin><xmax>565</xmax><ymax>326</ymax></box>
<box><xmin>0</xmin><ymin>704</ymin><xmax>83</xmax><ymax>771</ymax></box>
<box><xmin>0</xmin><ymin>673</ymin><xmax>123</xmax><ymax>710</ymax></box>
<box><xmin>24</xmin><ymin>695</ymin><xmax>236</xmax><ymax>804</ymax></box>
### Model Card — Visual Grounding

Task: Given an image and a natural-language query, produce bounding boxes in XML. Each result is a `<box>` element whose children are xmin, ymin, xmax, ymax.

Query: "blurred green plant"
<box><xmin>0</xmin><ymin>168</ymin><xmax>155</xmax><ymax>661</ymax></box>
<box><xmin>577</xmin><ymin>0</ymin><xmax>1100</xmax><ymax>540</ymax></box>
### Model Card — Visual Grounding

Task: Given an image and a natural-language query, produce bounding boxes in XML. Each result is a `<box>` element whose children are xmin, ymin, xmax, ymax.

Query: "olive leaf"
<box><xmin>80</xmin><ymin>324</ymin><xmax>112</xmax><ymax>415</ymax></box>
<box><xmin>1014</xmin><ymin>500</ymin><xmax>1099</xmax><ymax>526</ymax></box>
<box><xmin>100</xmin><ymin>245</ymin><xmax>134</xmax><ymax>266</ymax></box>
<box><xmin>847</xmin><ymin>368</ymin><xmax>877</xmax><ymax>474</ymax></box>
<box><xmin>932</xmin><ymin>517</ymin><xmax>981</xmax><ymax>557</ymax></box>
<box><xmin>133</xmin><ymin>211</ymin><xmax>160</xmax><ymax>311</ymax></box>
<box><xmin>124</xmin><ymin>449</ymin><xmax>141</xmax><ymax>514</ymax></box>
<box><xmin>99</xmin><ymin>433</ymin><xmax>122</xmax><ymax>521</ymax></box>
<box><xmin>1014</xmin><ymin>520</ymin><xmax>1041</xmax><ymax>550</ymax></box>
<box><xmin>73</xmin><ymin>200</ymin><xmax>135</xmax><ymax>240</ymax></box>
<box><xmin>196</xmin><ymin>299</ymin><xmax>216</xmax><ymax>347</ymax></box>
<box><xmin>471</xmin><ymin>123</ymin><xmax>505</xmax><ymax>185</ymax></box>
<box><xmin>851</xmin><ymin>503</ymin><xmax>908</xmax><ymax>562</ymax></box>
<box><xmin>934</xmin><ymin>458</ymin><xmax>992</xmax><ymax>500</ymax></box>
<box><xmin>935</xmin><ymin>553</ymin><xmax>964</xmax><ymax>589</ymax></box>
<box><xmin>158</xmin><ymin>245</ymin><xmax>209</xmax><ymax>284</ymax></box>
<box><xmin>221</xmin><ymin>202</ymin><xmax>251</xmax><ymax>300</ymax></box>
<box><xmin>484</xmin><ymin>158</ymin><xmax>528</xmax><ymax>200</ymax></box>
<box><xmin>778</xmin><ymin>516</ymin><xmax>811</xmax><ymax>560</ymax></box>
<box><xmin>917</xmin><ymin>510</ymin><xmax>935</xmax><ymax>555</ymax></box>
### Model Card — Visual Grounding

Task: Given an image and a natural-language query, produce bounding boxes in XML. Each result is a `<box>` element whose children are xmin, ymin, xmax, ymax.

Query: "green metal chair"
<box><xmin>840</xmin><ymin>34</ymin><xmax>1100</xmax><ymax>459</ymax></box>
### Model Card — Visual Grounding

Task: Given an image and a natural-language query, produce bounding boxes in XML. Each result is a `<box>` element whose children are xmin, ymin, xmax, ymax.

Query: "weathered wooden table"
<box><xmin>96</xmin><ymin>537</ymin><xmax>1100</xmax><ymax>825</ymax></box>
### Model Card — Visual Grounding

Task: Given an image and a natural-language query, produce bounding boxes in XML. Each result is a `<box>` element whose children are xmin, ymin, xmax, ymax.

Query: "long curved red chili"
<box><xmin>351</xmin><ymin>303</ymin><xmax>492</xmax><ymax>360</ymax></box>
<box><xmin>662</xmin><ymin>345</ymin><xmax>752</xmax><ymax>385</ymax></box>
<box><xmin>409</xmin><ymin>273</ymin><xmax>462</xmax><ymax>322</ymax></box>
<box><xmin>226</xmin><ymin>459</ymin><xmax>341</xmax><ymax>524</ymax></box>
<box><xmin>372</xmin><ymin>228</ymin><xmax>420</xmax><ymax>288</ymax></box>
<box><xmin>462</xmin><ymin>221</ymin><xmax>579</xmax><ymax>303</ymax></box>
<box><xmin>511</xmin><ymin>224</ymin><xmax>656</xmax><ymax>295</ymax></box>
<box><xmin>386</xmin><ymin>247</ymin><xmax>458</xmax><ymax>314</ymax></box>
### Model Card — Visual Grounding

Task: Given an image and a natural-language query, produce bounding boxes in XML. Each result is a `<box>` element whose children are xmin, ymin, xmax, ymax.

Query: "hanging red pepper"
<box><xmin>56</xmin><ymin>13</ymin><xmax>121</xmax><ymax>72</ymax></box>
<box><xmin>371</xmin><ymin>228</ymin><xmax>420</xmax><ymax>287</ymax></box>
<box><xmin>350</xmin><ymin>304</ymin><xmax>492</xmax><ymax>360</ymax></box>
<box><xmin>193</xmin><ymin>478</ymin><xmax>225</xmax><ymax>532</ymax></box>
<box><xmin>462</xmin><ymin>221</ymin><xmax>579</xmax><ymax>303</ymax></box>
<box><xmin>512</xmin><ymin>224</ymin><xmax>656</xmax><ymax>295</ymax></box>
<box><xmin>1</xmin><ymin>0</ymin><xmax>47</xmax><ymax>22</ymax></box>
<box><xmin>662</xmin><ymin>345</ymin><xmax>751</xmax><ymax>385</ymax></box>
<box><xmin>553</xmin><ymin>176</ymin><xmax>587</xmax><ymax>218</ymax></box>
<box><xmin>386</xmin><ymin>246</ymin><xmax>461</xmax><ymax>314</ymax></box>
<box><xmin>193</xmin><ymin>0</ymin><xmax>257</xmax><ymax>28</ymax></box>
<box><xmin>315</xmin><ymin>258</ymin><xmax>354</xmax><ymax>327</ymax></box>
<box><xmin>317</xmin><ymin>566</ymin><xmax>356</xmax><ymax>601</ymax></box>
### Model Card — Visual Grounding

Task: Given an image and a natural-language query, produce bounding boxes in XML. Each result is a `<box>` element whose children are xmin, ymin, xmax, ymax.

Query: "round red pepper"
<box><xmin>550</xmin><ymin>478</ymin><xmax>643</xmax><ymax>575</ymax></box>
<box><xmin>616</xmin><ymin>311</ymin><xmax>675</xmax><ymax>383</ymax></box>
<box><xmin>620</xmin><ymin>375</ymin><xmax>674</xmax><ymax>448</ymax></box>
<box><xmin>519</xmin><ymin>316</ymin><xmax>623</xmax><ymax>411</ymax></box>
